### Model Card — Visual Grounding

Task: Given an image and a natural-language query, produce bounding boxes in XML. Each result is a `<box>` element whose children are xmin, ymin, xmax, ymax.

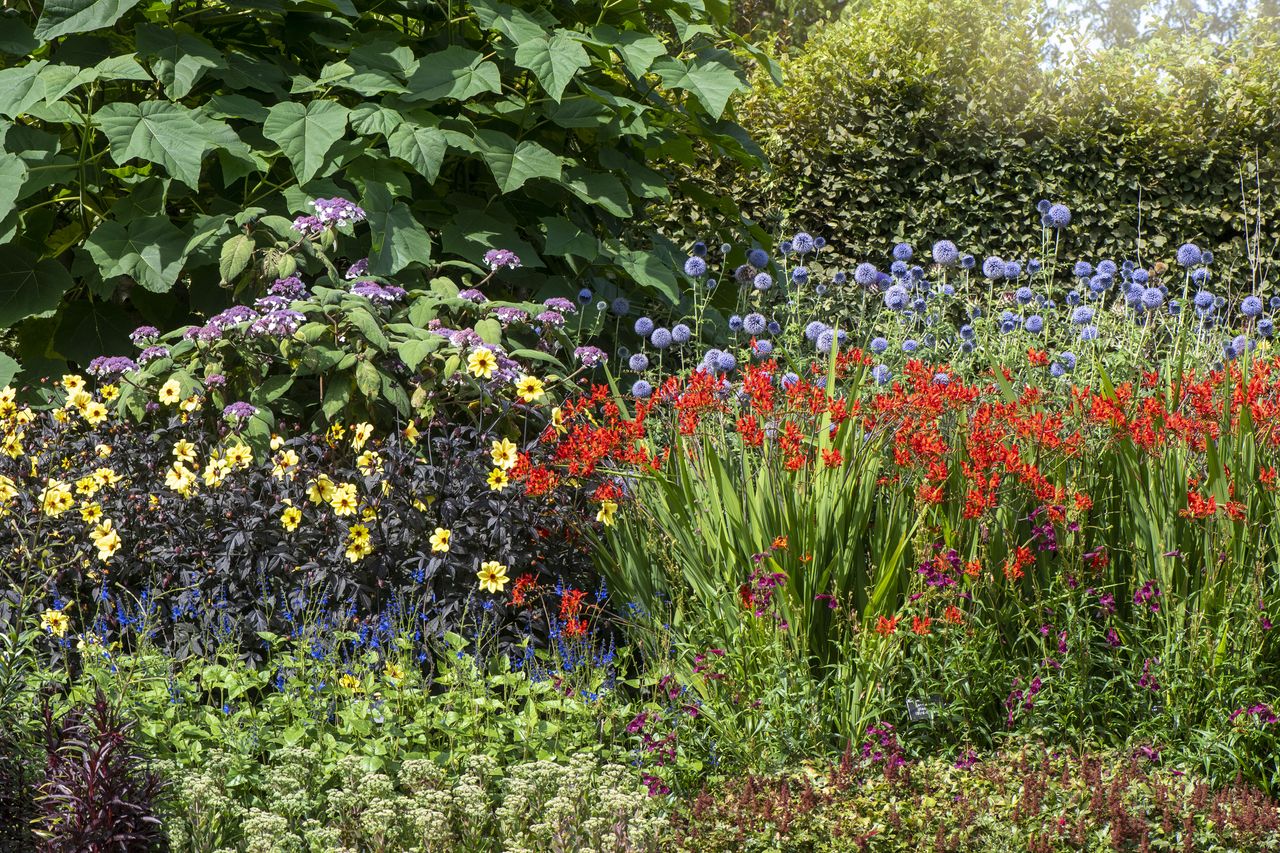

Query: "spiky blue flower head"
<box><xmin>777</xmin><ymin>372</ymin><xmax>799</xmax><ymax>390</ymax></box>
<box><xmin>833</xmin><ymin>271</ymin><xmax>848</xmax><ymax>285</ymax></box>
<box><xmin>912</xmin><ymin>298</ymin><xmax>927</xmax><ymax>313</ymax></box>
<box><xmin>1025</xmin><ymin>315</ymin><xmax>1045</xmax><ymax>333</ymax></box>
<box><xmin>837</xmin><ymin>329</ymin><xmax>849</xmax><ymax>346</ymax></box>
<box><xmin>1193</xmin><ymin>290</ymin><xmax>1215</xmax><ymax>312</ymax></box>
<box><xmin>1141</xmin><ymin>287</ymin><xmax>1164</xmax><ymax>311</ymax></box>
<box><xmin>805</xmin><ymin>321</ymin><xmax>829</xmax><ymax>342</ymax></box>
<box><xmin>1242</xmin><ymin>295</ymin><xmax>1264</xmax><ymax>317</ymax></box>
<box><xmin>960</xmin><ymin>254</ymin><xmax>976</xmax><ymax>269</ymax></box>
<box><xmin>885</xmin><ymin>285</ymin><xmax>910</xmax><ymax>311</ymax></box>
<box><xmin>792</xmin><ymin>232</ymin><xmax>816</xmax><ymax>255</ymax></box>
<box><xmin>1176</xmin><ymin>243</ymin><xmax>1202</xmax><ymax>267</ymax></box>
<box><xmin>1124</xmin><ymin>284</ymin><xmax>1143</xmax><ymax>307</ymax></box>
<box><xmin>872</xmin><ymin>364</ymin><xmax>892</xmax><ymax>385</ymax></box>
<box><xmin>1096</xmin><ymin>260</ymin><xmax>1116</xmax><ymax>278</ymax></box>
<box><xmin>734</xmin><ymin>264</ymin><xmax>755</xmax><ymax>285</ymax></box>
<box><xmin>1067</xmin><ymin>290</ymin><xmax>1082</xmax><ymax>306</ymax></box>
<box><xmin>1058</xmin><ymin>351</ymin><xmax>1077</xmax><ymax>370</ymax></box>
<box><xmin>1027</xmin><ymin>259</ymin><xmax>1042</xmax><ymax>274</ymax></box>
<box><xmin>1071</xmin><ymin>305</ymin><xmax>1095</xmax><ymax>325</ymax></box>
<box><xmin>1000</xmin><ymin>319</ymin><xmax>1017</xmax><ymax>334</ymax></box>
<box><xmin>631</xmin><ymin>380</ymin><xmax>653</xmax><ymax>398</ymax></box>
<box><xmin>1215</xmin><ymin>295</ymin><xmax>1227</xmax><ymax>309</ymax></box>
<box><xmin>1015</xmin><ymin>286</ymin><xmax>1034</xmax><ymax>305</ymax></box>
<box><xmin>932</xmin><ymin>240</ymin><xmax>959</xmax><ymax>266</ymax></box>
<box><xmin>1050</xmin><ymin>362</ymin><xmax>1068</xmax><ymax>378</ymax></box>
<box><xmin>1191</xmin><ymin>268</ymin><xmax>1210</xmax><ymax>286</ymax></box>
<box><xmin>1131</xmin><ymin>268</ymin><xmax>1150</xmax><ymax>285</ymax></box>
<box><xmin>1073</xmin><ymin>261</ymin><xmax>1093</xmax><ymax>278</ymax></box>
<box><xmin>1233</xmin><ymin>334</ymin><xmax>1251</xmax><ymax>357</ymax></box>
<box><xmin>815</xmin><ymin>237</ymin><xmax>827</xmax><ymax>249</ymax></box>
<box><xmin>1089</xmin><ymin>275</ymin><xmax>1111</xmax><ymax>295</ymax></box>
<box><xmin>890</xmin><ymin>260</ymin><xmax>909</xmax><ymax>278</ymax></box>
<box><xmin>672</xmin><ymin>323</ymin><xmax>692</xmax><ymax>344</ymax></box>
<box><xmin>767</xmin><ymin>320</ymin><xmax>781</xmax><ymax>334</ymax></box>
<box><xmin>629</xmin><ymin>353</ymin><xmax>649</xmax><ymax>371</ymax></box>
<box><xmin>650</xmin><ymin>327</ymin><xmax>673</xmax><ymax>349</ymax></box>
<box><xmin>942</xmin><ymin>284</ymin><xmax>955</xmax><ymax>296</ymax></box>
<box><xmin>893</xmin><ymin>242</ymin><xmax>913</xmax><ymax>261</ymax></box>
<box><xmin>684</xmin><ymin>256</ymin><xmax>707</xmax><ymax>277</ymax></box>
<box><xmin>960</xmin><ymin>324</ymin><xmax>976</xmax><ymax>340</ymax></box>
<box><xmin>877</xmin><ymin>273</ymin><xmax>893</xmax><ymax>290</ymax></box>
<box><xmin>1036</xmin><ymin>199</ymin><xmax>1052</xmax><ymax>214</ymax></box>
<box><xmin>815</xmin><ymin>284</ymin><xmax>828</xmax><ymax>296</ymax></box>
<box><xmin>816</xmin><ymin>329</ymin><xmax>836</xmax><ymax>353</ymax></box>
<box><xmin>610</xmin><ymin>297</ymin><xmax>630</xmax><ymax>315</ymax></box>
<box><xmin>982</xmin><ymin>256</ymin><xmax>1006</xmax><ymax>279</ymax></box>
<box><xmin>1079</xmin><ymin>325</ymin><xmax>1099</xmax><ymax>341</ymax></box>
<box><xmin>1271</xmin><ymin>296</ymin><xmax>1280</xmax><ymax>310</ymax></box>
<box><xmin>970</xmin><ymin>306</ymin><xmax>983</xmax><ymax>319</ymax></box>
<box><xmin>780</xmin><ymin>240</ymin><xmax>793</xmax><ymax>255</ymax></box>
<box><xmin>752</xmin><ymin>339</ymin><xmax>773</xmax><ymax>358</ymax></box>
<box><xmin>902</xmin><ymin>339</ymin><xmax>919</xmax><ymax>352</ymax></box>
<box><xmin>961</xmin><ymin>340</ymin><xmax>975</xmax><ymax>353</ymax></box>
<box><xmin>910</xmin><ymin>266</ymin><xmax>926</xmax><ymax>282</ymax></box>
<box><xmin>1260</xmin><ymin>318</ymin><xmax>1275</xmax><ymax>337</ymax></box>
<box><xmin>715</xmin><ymin>351</ymin><xmax>737</xmax><ymax>373</ymax></box>
<box><xmin>1168</xmin><ymin>301</ymin><xmax>1181</xmax><ymax>314</ymax></box>
<box><xmin>744</xmin><ymin>313</ymin><xmax>767</xmax><ymax>335</ymax></box>
<box><xmin>706</xmin><ymin>278</ymin><xmax>719</xmax><ymax>291</ymax></box>
<box><xmin>752</xmin><ymin>272</ymin><xmax>774</xmax><ymax>291</ymax></box>
<box><xmin>854</xmin><ymin>262</ymin><xmax>879</xmax><ymax>287</ymax></box>
<box><xmin>578</xmin><ymin>287</ymin><xmax>593</xmax><ymax>303</ymax></box>
<box><xmin>792</xmin><ymin>267</ymin><xmax>810</xmax><ymax>285</ymax></box>
<box><xmin>728</xmin><ymin>315</ymin><xmax>744</xmax><ymax>333</ymax></box>
<box><xmin>932</xmin><ymin>372</ymin><xmax>950</xmax><ymax>385</ymax></box>
<box><xmin>691</xmin><ymin>241</ymin><xmax>708</xmax><ymax>257</ymax></box>
<box><xmin>747</xmin><ymin>248</ymin><xmax>769</xmax><ymax>268</ymax></box>
<box><xmin>634</xmin><ymin>317</ymin><xmax>655</xmax><ymax>337</ymax></box>
<box><xmin>870</xmin><ymin>336</ymin><xmax>889</xmax><ymax>353</ymax></box>
<box><xmin>1046</xmin><ymin>204</ymin><xmax>1071</xmax><ymax>229</ymax></box>
<box><xmin>720</xmin><ymin>243</ymin><xmax>732</xmax><ymax>255</ymax></box>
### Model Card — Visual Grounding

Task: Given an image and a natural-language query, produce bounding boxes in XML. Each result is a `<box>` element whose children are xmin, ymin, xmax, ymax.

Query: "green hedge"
<box><xmin>682</xmin><ymin>0</ymin><xmax>1280</xmax><ymax>271</ymax></box>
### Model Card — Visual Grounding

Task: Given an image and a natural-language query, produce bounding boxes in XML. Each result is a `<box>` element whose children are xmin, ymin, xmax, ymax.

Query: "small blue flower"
<box><xmin>1176</xmin><ymin>243</ymin><xmax>1202</xmax><ymax>267</ymax></box>
<box><xmin>1015</xmin><ymin>286</ymin><xmax>1033</xmax><ymax>304</ymax></box>
<box><xmin>1080</xmin><ymin>325</ymin><xmax>1099</xmax><ymax>341</ymax></box>
<box><xmin>728</xmin><ymin>314</ymin><xmax>744</xmax><ymax>333</ymax></box>
<box><xmin>833</xmin><ymin>271</ymin><xmax>847</xmax><ymax>285</ymax></box>
<box><xmin>1260</xmin><ymin>318</ymin><xmax>1275</xmax><ymax>337</ymax></box>
<box><xmin>672</xmin><ymin>323</ymin><xmax>692</xmax><ymax>344</ymax></box>
<box><xmin>744</xmin><ymin>313</ymin><xmax>767</xmax><ymax>335</ymax></box>
<box><xmin>1071</xmin><ymin>306</ymin><xmax>1095</xmax><ymax>325</ymax></box>
<box><xmin>893</xmin><ymin>242</ymin><xmax>913</xmax><ymax>261</ymax></box>
<box><xmin>631</xmin><ymin>380</ymin><xmax>653</xmax><ymax>398</ymax></box>
<box><xmin>1046</xmin><ymin>203</ymin><xmax>1071</xmax><ymax>229</ymax></box>
<box><xmin>1036</xmin><ymin>199</ymin><xmax>1052</xmax><ymax>214</ymax></box>
<box><xmin>1025</xmin><ymin>315</ymin><xmax>1045</xmax><ymax>333</ymax></box>
<box><xmin>982</xmin><ymin>256</ymin><xmax>1006</xmax><ymax>279</ymax></box>
<box><xmin>1027</xmin><ymin>259</ymin><xmax>1042</xmax><ymax>274</ymax></box>
<box><xmin>792</xmin><ymin>232</ymin><xmax>816</xmax><ymax>255</ymax></box>
<box><xmin>1132</xmin><ymin>268</ymin><xmax>1150</xmax><ymax>285</ymax></box>
<box><xmin>634</xmin><ymin>317</ymin><xmax>654</xmax><ymax>337</ymax></box>
<box><xmin>578</xmin><ymin>287</ymin><xmax>593</xmax><ymax>303</ymax></box>
<box><xmin>752</xmin><ymin>339</ymin><xmax>773</xmax><ymax>357</ymax></box>
<box><xmin>684</xmin><ymin>256</ymin><xmax>708</xmax><ymax>277</ymax></box>
<box><xmin>767</xmin><ymin>320</ymin><xmax>781</xmax><ymax>334</ymax></box>
<box><xmin>1004</xmin><ymin>261</ymin><xmax>1022</xmax><ymax>279</ymax></box>
<box><xmin>960</xmin><ymin>324</ymin><xmax>976</xmax><ymax>340</ymax></box>
<box><xmin>753</xmin><ymin>272</ymin><xmax>774</xmax><ymax>290</ymax></box>
<box><xmin>748</xmin><ymin>248</ymin><xmax>770</xmax><ymax>268</ymax></box>
<box><xmin>629</xmin><ymin>353</ymin><xmax>649</xmax><ymax>371</ymax></box>
<box><xmin>890</xmin><ymin>260</ymin><xmax>909</xmax><ymax>278</ymax></box>
<box><xmin>1141</xmin><ymin>287</ymin><xmax>1164</xmax><ymax>311</ymax></box>
<box><xmin>1191</xmin><ymin>268</ymin><xmax>1210</xmax><ymax>285</ymax></box>
<box><xmin>1073</xmin><ymin>261</ymin><xmax>1093</xmax><ymax>278</ymax></box>
<box><xmin>854</xmin><ymin>262</ymin><xmax>879</xmax><ymax>286</ymax></box>
<box><xmin>651</xmin><ymin>327</ymin><xmax>673</xmax><ymax>349</ymax></box>
<box><xmin>932</xmin><ymin>240</ymin><xmax>959</xmax><ymax>266</ymax></box>
<box><xmin>610</xmin><ymin>297</ymin><xmax>630</xmax><ymax>316</ymax></box>
<box><xmin>1202</xmin><ymin>250</ymin><xmax>1214</xmax><ymax>265</ymax></box>
<box><xmin>960</xmin><ymin>254</ymin><xmax>975</xmax><ymax>269</ymax></box>
<box><xmin>816</xmin><ymin>329</ymin><xmax>836</xmax><ymax>353</ymax></box>
<box><xmin>884</xmin><ymin>285</ymin><xmax>910</xmax><ymax>311</ymax></box>
<box><xmin>692</xmin><ymin>241</ymin><xmax>708</xmax><ymax>257</ymax></box>
<box><xmin>792</xmin><ymin>267</ymin><xmax>809</xmax><ymax>284</ymax></box>
<box><xmin>805</xmin><ymin>321</ymin><xmax>829</xmax><ymax>342</ymax></box>
<box><xmin>872</xmin><ymin>364</ymin><xmax>892</xmax><ymax>385</ymax></box>
<box><xmin>715</xmin><ymin>351</ymin><xmax>737</xmax><ymax>372</ymax></box>
<box><xmin>1242</xmin><ymin>296</ymin><xmax>1264</xmax><ymax>317</ymax></box>
<box><xmin>870</xmin><ymin>336</ymin><xmax>889</xmax><ymax>353</ymax></box>
<box><xmin>902</xmin><ymin>339</ymin><xmax>918</xmax><ymax>352</ymax></box>
<box><xmin>1193</xmin><ymin>290</ymin><xmax>1215</xmax><ymax>312</ymax></box>
<box><xmin>932</xmin><ymin>372</ymin><xmax>949</xmax><ymax>384</ymax></box>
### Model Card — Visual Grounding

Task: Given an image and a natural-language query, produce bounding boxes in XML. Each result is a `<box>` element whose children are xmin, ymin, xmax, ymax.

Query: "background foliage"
<box><xmin>675</xmin><ymin>0</ymin><xmax>1280</xmax><ymax>273</ymax></box>
<box><xmin>0</xmin><ymin>0</ymin><xmax>772</xmax><ymax>383</ymax></box>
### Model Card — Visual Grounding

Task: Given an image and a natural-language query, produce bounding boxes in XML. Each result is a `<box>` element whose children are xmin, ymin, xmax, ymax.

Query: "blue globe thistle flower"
<box><xmin>885</xmin><ymin>285</ymin><xmax>910</xmax><ymax>311</ymax></box>
<box><xmin>1000</xmin><ymin>319</ymin><xmax>1017</xmax><ymax>334</ymax></box>
<box><xmin>753</xmin><ymin>272</ymin><xmax>774</xmax><ymax>291</ymax></box>
<box><xmin>672</xmin><ymin>323</ymin><xmax>692</xmax><ymax>344</ymax></box>
<box><xmin>1141</xmin><ymin>287</ymin><xmax>1164</xmax><ymax>311</ymax></box>
<box><xmin>1271</xmin><ymin>296</ymin><xmax>1280</xmax><ymax>310</ymax></box>
<box><xmin>744</xmin><ymin>313</ymin><xmax>767</xmax><ymax>335</ymax></box>
<box><xmin>1047</xmin><ymin>203</ymin><xmax>1071</xmax><ymax>229</ymax></box>
<box><xmin>578</xmin><ymin>287</ymin><xmax>593</xmax><ymax>303</ymax></box>
<box><xmin>1215</xmin><ymin>296</ymin><xmax>1226</xmax><ymax>308</ymax></box>
<box><xmin>792</xmin><ymin>267</ymin><xmax>810</xmax><ymax>285</ymax></box>
<box><xmin>942</xmin><ymin>284</ymin><xmax>955</xmax><ymax>296</ymax></box>
<box><xmin>870</xmin><ymin>336</ymin><xmax>889</xmax><ymax>353</ymax></box>
<box><xmin>960</xmin><ymin>254</ymin><xmax>976</xmax><ymax>269</ymax></box>
<box><xmin>631</xmin><ymin>380</ymin><xmax>653</xmax><ymax>398</ymax></box>
<box><xmin>837</xmin><ymin>329</ymin><xmax>849</xmax><ymax>346</ymax></box>
<box><xmin>1176</xmin><ymin>243</ymin><xmax>1202</xmax><ymax>266</ymax></box>
<box><xmin>650</xmin><ymin>327</ymin><xmax>673</xmax><ymax>349</ymax></box>
<box><xmin>1089</xmin><ymin>275</ymin><xmax>1110</xmax><ymax>295</ymax></box>
<box><xmin>805</xmin><ymin>321</ymin><xmax>829</xmax><ymax>342</ymax></box>
<box><xmin>1193</xmin><ymin>291</ymin><xmax>1215</xmax><ymax>312</ymax></box>
<box><xmin>890</xmin><ymin>260</ymin><xmax>909</xmax><ymax>278</ymax></box>
<box><xmin>610</xmin><ymin>297</ymin><xmax>630</xmax><ymax>315</ymax></box>
<box><xmin>1027</xmin><ymin>259</ymin><xmax>1042</xmax><ymax>274</ymax></box>
<box><xmin>1124</xmin><ymin>284</ymin><xmax>1143</xmax><ymax>307</ymax></box>
<box><xmin>1015</xmin><ymin>286</ymin><xmax>1034</xmax><ymax>304</ymax></box>
<box><xmin>720</xmin><ymin>243</ymin><xmax>732</xmax><ymax>255</ymax></box>
<box><xmin>1057</xmin><ymin>351</ymin><xmax>1077</xmax><ymax>370</ymax></box>
<box><xmin>715</xmin><ymin>352</ymin><xmax>738</xmax><ymax>372</ymax></box>
<box><xmin>634</xmin><ymin>316</ymin><xmax>655</xmax><ymax>337</ymax></box>
<box><xmin>767</xmin><ymin>320</ymin><xmax>781</xmax><ymax>334</ymax></box>
<box><xmin>1168</xmin><ymin>301</ymin><xmax>1181</xmax><ymax>314</ymax></box>
<box><xmin>1242</xmin><ymin>295</ymin><xmax>1264</xmax><ymax>317</ymax></box>
<box><xmin>854</xmin><ymin>262</ymin><xmax>879</xmax><ymax>287</ymax></box>
<box><xmin>747</xmin><ymin>248</ymin><xmax>769</xmax><ymax>268</ymax></box>
<box><xmin>932</xmin><ymin>372</ymin><xmax>950</xmax><ymax>385</ymax></box>
<box><xmin>752</xmin><ymin>339</ymin><xmax>773</xmax><ymax>357</ymax></box>
<box><xmin>618</xmin><ymin>345</ymin><xmax>630</xmax><ymax>359</ymax></box>
<box><xmin>912</xmin><ymin>298</ymin><xmax>927</xmax><ymax>313</ymax></box>
<box><xmin>961</xmin><ymin>340</ymin><xmax>975</xmax><ymax>353</ymax></box>
<box><xmin>629</xmin><ymin>353</ymin><xmax>649</xmax><ymax>371</ymax></box>
<box><xmin>1079</xmin><ymin>325</ymin><xmax>1099</xmax><ymax>341</ymax></box>
<box><xmin>1132</xmin><ymin>268</ymin><xmax>1150</xmax><ymax>285</ymax></box>
<box><xmin>1122</xmin><ymin>260</ymin><xmax>1135</xmax><ymax>272</ymax></box>
<box><xmin>893</xmin><ymin>242</ymin><xmax>913</xmax><ymax>261</ymax></box>
<box><xmin>970</xmin><ymin>307</ymin><xmax>983</xmax><ymax>319</ymax></box>
<box><xmin>1050</xmin><ymin>363</ymin><xmax>1067</xmax><ymax>378</ymax></box>
<box><xmin>734</xmin><ymin>264</ymin><xmax>755</xmax><ymax>285</ymax></box>
<box><xmin>691</xmin><ymin>241</ymin><xmax>708</xmax><ymax>257</ymax></box>
<box><xmin>781</xmin><ymin>372</ymin><xmax>800</xmax><ymax>389</ymax></box>
<box><xmin>872</xmin><ymin>364</ymin><xmax>892</xmax><ymax>385</ymax></box>
<box><xmin>1071</xmin><ymin>305</ymin><xmax>1095</xmax><ymax>325</ymax></box>
<box><xmin>910</xmin><ymin>265</ymin><xmax>925</xmax><ymax>281</ymax></box>
<box><xmin>596</xmin><ymin>301</ymin><xmax>608</xmax><ymax>312</ymax></box>
<box><xmin>902</xmin><ymin>339</ymin><xmax>919</xmax><ymax>352</ymax></box>
<box><xmin>1260</xmin><ymin>318</ymin><xmax>1275</xmax><ymax>337</ymax></box>
<box><xmin>982</xmin><ymin>256</ymin><xmax>1006</xmax><ymax>279</ymax></box>
<box><xmin>833</xmin><ymin>271</ymin><xmax>848</xmax><ymax>285</ymax></box>
<box><xmin>815</xmin><ymin>284</ymin><xmax>828</xmax><ymax>296</ymax></box>
<box><xmin>701</xmin><ymin>348</ymin><xmax>722</xmax><ymax>370</ymax></box>
<box><xmin>1097</xmin><ymin>260</ymin><xmax>1117</xmax><ymax>277</ymax></box>
<box><xmin>684</xmin><ymin>256</ymin><xmax>707</xmax><ymax>277</ymax></box>
<box><xmin>877</xmin><ymin>272</ymin><xmax>893</xmax><ymax>290</ymax></box>
<box><xmin>706</xmin><ymin>278</ymin><xmax>719</xmax><ymax>291</ymax></box>
<box><xmin>816</xmin><ymin>329</ymin><xmax>836</xmax><ymax>353</ymax></box>
<box><xmin>1190</xmin><ymin>268</ymin><xmax>1209</xmax><ymax>286</ymax></box>
<box><xmin>792</xmin><ymin>232</ymin><xmax>816</xmax><ymax>255</ymax></box>
<box><xmin>960</xmin><ymin>324</ymin><xmax>976</xmax><ymax>340</ymax></box>
<box><xmin>1067</xmin><ymin>290</ymin><xmax>1082</xmax><ymax>306</ymax></box>
<box><xmin>1025</xmin><ymin>315</ymin><xmax>1045</xmax><ymax>333</ymax></box>
<box><xmin>932</xmin><ymin>240</ymin><xmax>959</xmax><ymax>266</ymax></box>
<box><xmin>728</xmin><ymin>315</ymin><xmax>744</xmax><ymax>333</ymax></box>
<box><xmin>815</xmin><ymin>237</ymin><xmax>827</xmax><ymax>249</ymax></box>
<box><xmin>1036</xmin><ymin>199</ymin><xmax>1052</xmax><ymax>214</ymax></box>
<box><xmin>780</xmin><ymin>240</ymin><xmax>793</xmax><ymax>255</ymax></box>
<box><xmin>1073</xmin><ymin>261</ymin><xmax>1093</xmax><ymax>278</ymax></box>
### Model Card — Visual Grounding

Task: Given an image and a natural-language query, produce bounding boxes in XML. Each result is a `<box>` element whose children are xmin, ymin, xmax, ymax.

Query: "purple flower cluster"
<box><xmin>268</xmin><ymin>276</ymin><xmax>309</xmax><ymax>299</ymax></box>
<box><xmin>483</xmin><ymin>248</ymin><xmax>521</xmax><ymax>270</ymax></box>
<box><xmin>860</xmin><ymin>722</ymin><xmax>907</xmax><ymax>769</ymax></box>
<box><xmin>248</xmin><ymin>309</ymin><xmax>306</xmax><ymax>338</ymax></box>
<box><xmin>1134</xmin><ymin>580</ymin><xmax>1162</xmax><ymax>613</ymax></box>
<box><xmin>1005</xmin><ymin>675</ymin><xmax>1044</xmax><ymax>725</ymax></box>
<box><xmin>129</xmin><ymin>326</ymin><xmax>160</xmax><ymax>345</ymax></box>
<box><xmin>1229</xmin><ymin>704</ymin><xmax>1278</xmax><ymax>725</ymax></box>
<box><xmin>222</xmin><ymin>401</ymin><xmax>258</xmax><ymax>421</ymax></box>
<box><xmin>457</xmin><ymin>288</ymin><xmax>487</xmax><ymax>303</ymax></box>
<box><xmin>543</xmin><ymin>296</ymin><xmax>577</xmax><ymax>314</ymax></box>
<box><xmin>492</xmin><ymin>307</ymin><xmax>529</xmax><ymax>325</ymax></box>
<box><xmin>574</xmin><ymin>346</ymin><xmax>608</xmax><ymax>367</ymax></box>
<box><xmin>137</xmin><ymin>346</ymin><xmax>170</xmax><ymax>365</ymax></box>
<box><xmin>86</xmin><ymin>356</ymin><xmax>138</xmax><ymax>378</ymax></box>
<box><xmin>292</xmin><ymin>197</ymin><xmax>367</xmax><ymax>237</ymax></box>
<box><xmin>350</xmin><ymin>281</ymin><xmax>406</xmax><ymax>304</ymax></box>
<box><xmin>344</xmin><ymin>257</ymin><xmax>369</xmax><ymax>280</ymax></box>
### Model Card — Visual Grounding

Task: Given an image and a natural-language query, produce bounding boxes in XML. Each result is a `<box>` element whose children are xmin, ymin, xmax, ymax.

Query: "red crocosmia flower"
<box><xmin>510</xmin><ymin>573</ymin><xmax>538</xmax><ymax>606</ymax></box>
<box><xmin>911</xmin><ymin>615</ymin><xmax>932</xmax><ymax>635</ymax></box>
<box><xmin>944</xmin><ymin>605</ymin><xmax>964</xmax><ymax>625</ymax></box>
<box><xmin>1073</xmin><ymin>492</ymin><xmax>1093</xmax><ymax>512</ymax></box>
<box><xmin>736</xmin><ymin>415</ymin><xmax>764</xmax><ymax>447</ymax></box>
<box><xmin>917</xmin><ymin>483</ymin><xmax>944</xmax><ymax>504</ymax></box>
<box><xmin>1003</xmin><ymin>546</ymin><xmax>1034</xmax><ymax>582</ymax></box>
<box><xmin>772</xmin><ymin>536</ymin><xmax>788</xmax><ymax>551</ymax></box>
<box><xmin>875</xmin><ymin>615</ymin><xmax>899</xmax><ymax>636</ymax></box>
<box><xmin>822</xmin><ymin>448</ymin><xmax>843</xmax><ymax>468</ymax></box>
<box><xmin>1181</xmin><ymin>491</ymin><xmax>1217</xmax><ymax>519</ymax></box>
<box><xmin>1027</xmin><ymin>348</ymin><xmax>1049</xmax><ymax>367</ymax></box>
<box><xmin>563</xmin><ymin>618</ymin><xmax>588</xmax><ymax>639</ymax></box>
<box><xmin>964</xmin><ymin>560</ymin><xmax>982</xmax><ymax>579</ymax></box>
<box><xmin>559</xmin><ymin>588</ymin><xmax>588</xmax><ymax>620</ymax></box>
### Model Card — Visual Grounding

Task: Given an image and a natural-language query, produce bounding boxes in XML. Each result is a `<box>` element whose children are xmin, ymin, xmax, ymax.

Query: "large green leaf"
<box><xmin>474</xmin><ymin>130</ymin><xmax>562</xmax><ymax>194</ymax></box>
<box><xmin>514</xmin><ymin>30</ymin><xmax>588</xmax><ymax>102</ymax></box>
<box><xmin>0</xmin><ymin>62</ymin><xmax>48</xmax><ymax>119</ymax></box>
<box><xmin>0</xmin><ymin>246</ymin><xmax>74</xmax><ymax>327</ymax></box>
<box><xmin>53</xmin><ymin>300</ymin><xmax>135</xmax><ymax>364</ymax></box>
<box><xmin>0</xmin><ymin>157</ymin><xmax>28</xmax><ymax>221</ymax></box>
<box><xmin>387</xmin><ymin>121</ymin><xmax>447</xmax><ymax>183</ymax></box>
<box><xmin>83</xmin><ymin>216</ymin><xmax>189</xmax><ymax>293</ymax></box>
<box><xmin>0</xmin><ymin>353</ymin><xmax>19</xmax><ymax>389</ymax></box>
<box><xmin>34</xmin><ymin>0</ymin><xmax>144</xmax><ymax>40</ymax></box>
<box><xmin>95</xmin><ymin>101</ymin><xmax>214</xmax><ymax>187</ymax></box>
<box><xmin>652</xmin><ymin>51</ymin><xmax>744</xmax><ymax>120</ymax></box>
<box><xmin>469</xmin><ymin>0</ymin><xmax>555</xmax><ymax>45</ymax></box>
<box><xmin>402</xmin><ymin>47</ymin><xmax>501</xmax><ymax>102</ymax></box>
<box><xmin>136</xmin><ymin>24</ymin><xmax>225</xmax><ymax>99</ymax></box>
<box><xmin>262</xmin><ymin>100</ymin><xmax>350</xmax><ymax>183</ymax></box>
<box><xmin>364</xmin><ymin>186</ymin><xmax>432</xmax><ymax>276</ymax></box>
